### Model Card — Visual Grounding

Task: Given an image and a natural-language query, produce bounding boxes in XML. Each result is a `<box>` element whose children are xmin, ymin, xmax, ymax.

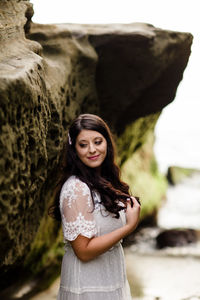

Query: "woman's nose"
<box><xmin>89</xmin><ymin>143</ymin><xmax>96</xmax><ymax>153</ymax></box>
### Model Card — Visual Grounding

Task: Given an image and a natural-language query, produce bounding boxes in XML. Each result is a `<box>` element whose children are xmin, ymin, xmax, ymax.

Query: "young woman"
<box><xmin>52</xmin><ymin>113</ymin><xmax>141</xmax><ymax>300</ymax></box>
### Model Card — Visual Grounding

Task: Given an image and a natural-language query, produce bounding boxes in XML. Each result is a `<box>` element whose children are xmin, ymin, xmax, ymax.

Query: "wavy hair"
<box><xmin>49</xmin><ymin>114</ymin><xmax>132</xmax><ymax>220</ymax></box>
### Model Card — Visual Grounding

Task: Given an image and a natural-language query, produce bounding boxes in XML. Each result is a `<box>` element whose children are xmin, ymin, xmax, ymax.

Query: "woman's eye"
<box><xmin>95</xmin><ymin>140</ymin><xmax>102</xmax><ymax>145</ymax></box>
<box><xmin>79</xmin><ymin>143</ymin><xmax>87</xmax><ymax>148</ymax></box>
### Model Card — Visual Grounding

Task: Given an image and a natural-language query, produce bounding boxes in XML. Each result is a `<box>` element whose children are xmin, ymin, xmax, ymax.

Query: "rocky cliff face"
<box><xmin>0</xmin><ymin>0</ymin><xmax>193</xmax><ymax>295</ymax></box>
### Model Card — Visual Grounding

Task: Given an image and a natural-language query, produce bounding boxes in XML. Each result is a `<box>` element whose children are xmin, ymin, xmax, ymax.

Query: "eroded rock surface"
<box><xmin>0</xmin><ymin>0</ymin><xmax>193</xmax><ymax>295</ymax></box>
<box><xmin>0</xmin><ymin>0</ymin><xmax>98</xmax><ymax>291</ymax></box>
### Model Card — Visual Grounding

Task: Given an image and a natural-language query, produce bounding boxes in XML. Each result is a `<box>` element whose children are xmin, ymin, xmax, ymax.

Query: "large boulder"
<box><xmin>0</xmin><ymin>0</ymin><xmax>193</xmax><ymax>295</ymax></box>
<box><xmin>156</xmin><ymin>229</ymin><xmax>198</xmax><ymax>249</ymax></box>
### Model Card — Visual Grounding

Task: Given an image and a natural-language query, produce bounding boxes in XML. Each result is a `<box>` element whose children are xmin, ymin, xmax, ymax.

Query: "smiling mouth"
<box><xmin>87</xmin><ymin>155</ymin><xmax>100</xmax><ymax>160</ymax></box>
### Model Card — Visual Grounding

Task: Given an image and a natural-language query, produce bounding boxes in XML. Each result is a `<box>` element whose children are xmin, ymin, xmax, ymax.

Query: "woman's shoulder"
<box><xmin>59</xmin><ymin>176</ymin><xmax>93</xmax><ymax>207</ymax></box>
<box><xmin>62</xmin><ymin>175</ymin><xmax>87</xmax><ymax>186</ymax></box>
<box><xmin>63</xmin><ymin>175</ymin><xmax>77</xmax><ymax>185</ymax></box>
<box><xmin>61</xmin><ymin>175</ymin><xmax>90</xmax><ymax>194</ymax></box>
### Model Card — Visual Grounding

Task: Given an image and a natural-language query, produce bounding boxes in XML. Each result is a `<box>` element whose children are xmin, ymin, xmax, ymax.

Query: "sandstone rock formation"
<box><xmin>0</xmin><ymin>0</ymin><xmax>193</xmax><ymax>296</ymax></box>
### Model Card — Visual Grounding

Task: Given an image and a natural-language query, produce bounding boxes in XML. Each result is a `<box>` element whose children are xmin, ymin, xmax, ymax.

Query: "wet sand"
<box><xmin>29</xmin><ymin>278</ymin><xmax>60</xmax><ymax>300</ymax></box>
<box><xmin>125</xmin><ymin>249</ymin><xmax>200</xmax><ymax>300</ymax></box>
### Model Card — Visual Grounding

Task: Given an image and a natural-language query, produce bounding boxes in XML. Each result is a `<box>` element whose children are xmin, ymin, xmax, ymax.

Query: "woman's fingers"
<box><xmin>131</xmin><ymin>196</ymin><xmax>141</xmax><ymax>206</ymax></box>
<box><xmin>126</xmin><ymin>197</ymin><xmax>133</xmax><ymax>207</ymax></box>
<box><xmin>127</xmin><ymin>196</ymin><xmax>141</xmax><ymax>207</ymax></box>
<box><xmin>125</xmin><ymin>197</ymin><xmax>141</xmax><ymax>231</ymax></box>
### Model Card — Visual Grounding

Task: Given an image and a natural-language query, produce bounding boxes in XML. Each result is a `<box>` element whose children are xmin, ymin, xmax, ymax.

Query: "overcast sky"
<box><xmin>31</xmin><ymin>0</ymin><xmax>200</xmax><ymax>172</ymax></box>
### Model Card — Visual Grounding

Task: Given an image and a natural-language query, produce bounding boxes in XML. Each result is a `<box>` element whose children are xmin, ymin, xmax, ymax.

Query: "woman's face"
<box><xmin>75</xmin><ymin>129</ymin><xmax>107</xmax><ymax>169</ymax></box>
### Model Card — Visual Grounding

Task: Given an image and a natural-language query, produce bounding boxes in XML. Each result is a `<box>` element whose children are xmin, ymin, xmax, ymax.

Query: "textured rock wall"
<box><xmin>0</xmin><ymin>0</ymin><xmax>193</xmax><ymax>295</ymax></box>
<box><xmin>0</xmin><ymin>0</ymin><xmax>98</xmax><ymax>290</ymax></box>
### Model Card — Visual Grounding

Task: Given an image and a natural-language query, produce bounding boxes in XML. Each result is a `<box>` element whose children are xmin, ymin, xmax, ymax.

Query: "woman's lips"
<box><xmin>87</xmin><ymin>155</ymin><xmax>100</xmax><ymax>160</ymax></box>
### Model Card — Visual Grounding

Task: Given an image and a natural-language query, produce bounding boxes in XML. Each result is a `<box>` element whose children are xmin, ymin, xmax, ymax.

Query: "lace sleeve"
<box><xmin>60</xmin><ymin>176</ymin><xmax>97</xmax><ymax>241</ymax></box>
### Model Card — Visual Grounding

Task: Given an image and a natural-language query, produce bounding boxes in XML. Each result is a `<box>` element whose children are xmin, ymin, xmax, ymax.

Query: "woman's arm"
<box><xmin>70</xmin><ymin>197</ymin><xmax>140</xmax><ymax>262</ymax></box>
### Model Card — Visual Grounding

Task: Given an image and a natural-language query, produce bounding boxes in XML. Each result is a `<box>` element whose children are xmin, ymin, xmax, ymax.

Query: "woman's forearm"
<box><xmin>71</xmin><ymin>200</ymin><xmax>140</xmax><ymax>262</ymax></box>
<box><xmin>85</xmin><ymin>224</ymin><xmax>133</xmax><ymax>260</ymax></box>
<box><xmin>71</xmin><ymin>223</ymin><xmax>134</xmax><ymax>262</ymax></box>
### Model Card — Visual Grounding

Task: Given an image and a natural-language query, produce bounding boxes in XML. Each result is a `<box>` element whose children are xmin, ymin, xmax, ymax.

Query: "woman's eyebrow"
<box><xmin>78</xmin><ymin>139</ymin><xmax>88</xmax><ymax>143</ymax></box>
<box><xmin>78</xmin><ymin>136</ymin><xmax>102</xmax><ymax>142</ymax></box>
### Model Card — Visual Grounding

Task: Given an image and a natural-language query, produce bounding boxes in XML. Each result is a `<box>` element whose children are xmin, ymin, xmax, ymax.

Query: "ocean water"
<box><xmin>154</xmin><ymin>97</ymin><xmax>200</xmax><ymax>174</ymax></box>
<box><xmin>153</xmin><ymin>85</ymin><xmax>200</xmax><ymax>231</ymax></box>
<box><xmin>157</xmin><ymin>172</ymin><xmax>200</xmax><ymax>229</ymax></box>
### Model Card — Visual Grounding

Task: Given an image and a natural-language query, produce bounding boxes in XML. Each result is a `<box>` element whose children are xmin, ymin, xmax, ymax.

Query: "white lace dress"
<box><xmin>57</xmin><ymin>175</ymin><xmax>132</xmax><ymax>300</ymax></box>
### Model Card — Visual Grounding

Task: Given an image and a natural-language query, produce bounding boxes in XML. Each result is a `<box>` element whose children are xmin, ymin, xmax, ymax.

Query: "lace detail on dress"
<box><xmin>62</xmin><ymin>212</ymin><xmax>97</xmax><ymax>241</ymax></box>
<box><xmin>61</xmin><ymin>185</ymin><xmax>92</xmax><ymax>209</ymax></box>
<box><xmin>60</xmin><ymin>176</ymin><xmax>97</xmax><ymax>241</ymax></box>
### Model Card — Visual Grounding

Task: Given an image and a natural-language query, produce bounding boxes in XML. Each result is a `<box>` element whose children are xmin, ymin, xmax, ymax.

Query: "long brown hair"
<box><xmin>49</xmin><ymin>114</ymin><xmax>131</xmax><ymax>220</ymax></box>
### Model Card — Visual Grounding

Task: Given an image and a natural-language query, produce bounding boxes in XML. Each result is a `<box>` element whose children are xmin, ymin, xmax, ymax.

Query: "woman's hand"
<box><xmin>125</xmin><ymin>197</ymin><xmax>141</xmax><ymax>233</ymax></box>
